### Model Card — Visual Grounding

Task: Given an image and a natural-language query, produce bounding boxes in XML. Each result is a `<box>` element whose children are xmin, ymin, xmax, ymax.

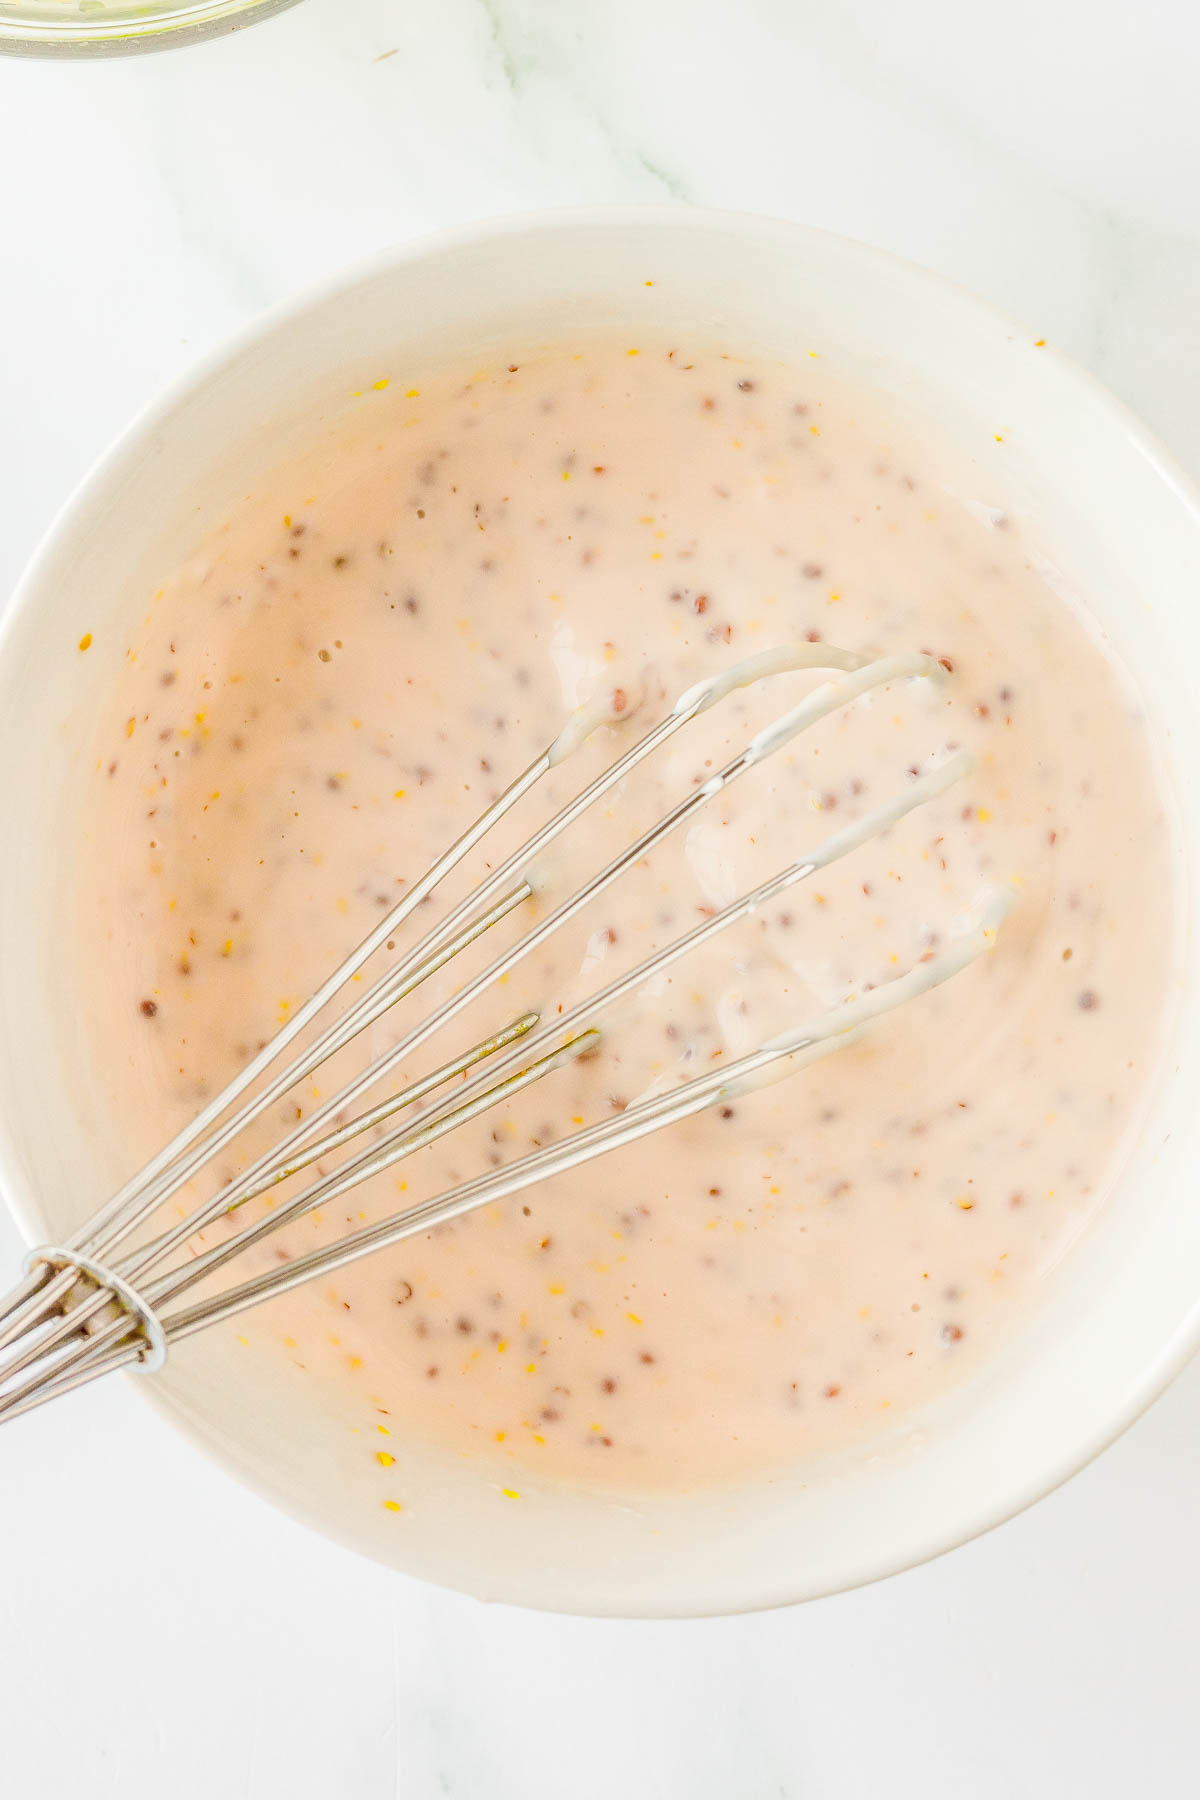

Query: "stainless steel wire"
<box><xmin>0</xmin><ymin>642</ymin><xmax>1007</xmax><ymax>1422</ymax></box>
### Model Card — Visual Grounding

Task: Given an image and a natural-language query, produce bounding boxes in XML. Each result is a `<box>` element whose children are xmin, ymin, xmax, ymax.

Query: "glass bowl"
<box><xmin>0</xmin><ymin>0</ymin><xmax>304</xmax><ymax>55</ymax></box>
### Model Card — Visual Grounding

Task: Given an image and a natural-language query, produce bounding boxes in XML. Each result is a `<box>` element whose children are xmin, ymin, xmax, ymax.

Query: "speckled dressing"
<box><xmin>69</xmin><ymin>335</ymin><xmax>1173</xmax><ymax>1497</ymax></box>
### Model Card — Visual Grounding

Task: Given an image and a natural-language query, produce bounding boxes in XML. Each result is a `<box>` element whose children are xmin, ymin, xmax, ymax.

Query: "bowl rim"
<box><xmin>3</xmin><ymin>203</ymin><xmax>1200</xmax><ymax>1616</ymax></box>
<box><xmin>0</xmin><ymin>0</ymin><xmax>303</xmax><ymax>57</ymax></box>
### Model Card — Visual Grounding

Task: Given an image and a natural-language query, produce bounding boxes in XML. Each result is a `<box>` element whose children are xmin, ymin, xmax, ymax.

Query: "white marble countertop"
<box><xmin>1</xmin><ymin>3</ymin><xmax>1198</xmax><ymax>1794</ymax></box>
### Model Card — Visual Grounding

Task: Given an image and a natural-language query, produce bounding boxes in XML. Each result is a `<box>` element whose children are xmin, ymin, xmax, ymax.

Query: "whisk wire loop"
<box><xmin>0</xmin><ymin>643</ymin><xmax>1006</xmax><ymax>1423</ymax></box>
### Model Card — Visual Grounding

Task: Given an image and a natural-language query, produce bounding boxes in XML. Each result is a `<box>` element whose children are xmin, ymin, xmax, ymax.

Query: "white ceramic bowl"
<box><xmin>2</xmin><ymin>208</ymin><xmax>1199</xmax><ymax>1617</ymax></box>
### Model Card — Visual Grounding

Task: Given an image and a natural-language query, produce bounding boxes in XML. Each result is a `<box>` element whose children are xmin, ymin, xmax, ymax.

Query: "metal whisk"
<box><xmin>0</xmin><ymin>642</ymin><xmax>1008</xmax><ymax>1423</ymax></box>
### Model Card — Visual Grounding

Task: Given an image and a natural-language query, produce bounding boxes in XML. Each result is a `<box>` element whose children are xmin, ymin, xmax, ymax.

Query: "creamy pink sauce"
<box><xmin>72</xmin><ymin>335</ymin><xmax>1173</xmax><ymax>1495</ymax></box>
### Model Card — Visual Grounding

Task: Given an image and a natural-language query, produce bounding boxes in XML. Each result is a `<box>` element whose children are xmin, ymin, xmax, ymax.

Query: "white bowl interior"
<box><xmin>2</xmin><ymin>210</ymin><xmax>1199</xmax><ymax>1615</ymax></box>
